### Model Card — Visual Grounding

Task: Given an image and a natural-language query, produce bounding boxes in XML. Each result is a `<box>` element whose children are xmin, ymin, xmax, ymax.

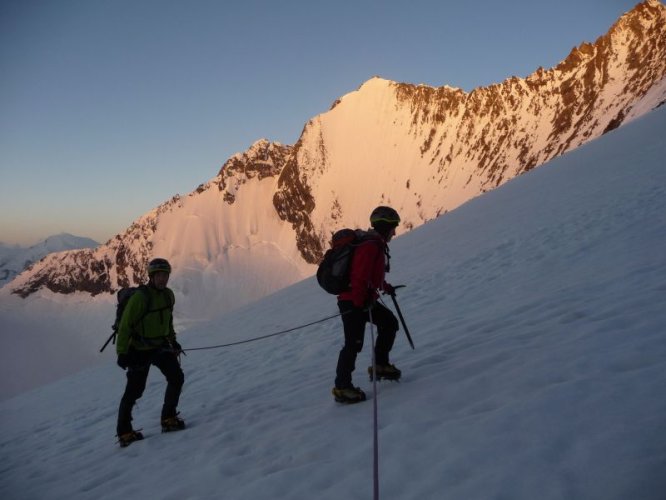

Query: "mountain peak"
<box><xmin>0</xmin><ymin>234</ymin><xmax>98</xmax><ymax>289</ymax></box>
<box><xmin>6</xmin><ymin>2</ymin><xmax>666</xmax><ymax>316</ymax></box>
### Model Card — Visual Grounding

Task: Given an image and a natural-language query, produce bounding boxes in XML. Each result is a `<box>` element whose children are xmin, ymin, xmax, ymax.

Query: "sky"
<box><xmin>0</xmin><ymin>0</ymin><xmax>637</xmax><ymax>246</ymax></box>
<box><xmin>1</xmin><ymin>105</ymin><xmax>664</xmax><ymax>498</ymax></box>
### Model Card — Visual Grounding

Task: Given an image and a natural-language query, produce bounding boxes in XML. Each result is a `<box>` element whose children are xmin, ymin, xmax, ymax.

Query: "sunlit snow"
<box><xmin>1</xmin><ymin>105</ymin><xmax>664</xmax><ymax>500</ymax></box>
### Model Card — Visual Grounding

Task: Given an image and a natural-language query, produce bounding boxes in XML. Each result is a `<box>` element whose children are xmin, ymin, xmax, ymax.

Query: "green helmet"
<box><xmin>370</xmin><ymin>206</ymin><xmax>401</xmax><ymax>227</ymax></box>
<box><xmin>147</xmin><ymin>258</ymin><xmax>172</xmax><ymax>275</ymax></box>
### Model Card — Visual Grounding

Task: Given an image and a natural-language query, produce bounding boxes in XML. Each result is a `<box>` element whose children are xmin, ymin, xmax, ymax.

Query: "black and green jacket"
<box><xmin>116</xmin><ymin>285</ymin><xmax>177</xmax><ymax>354</ymax></box>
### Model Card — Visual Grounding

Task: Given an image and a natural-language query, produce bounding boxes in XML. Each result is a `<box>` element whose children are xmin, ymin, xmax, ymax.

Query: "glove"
<box><xmin>117</xmin><ymin>353</ymin><xmax>130</xmax><ymax>369</ymax></box>
<box><xmin>383</xmin><ymin>283</ymin><xmax>396</xmax><ymax>296</ymax></box>
<box><xmin>169</xmin><ymin>339</ymin><xmax>183</xmax><ymax>353</ymax></box>
<box><xmin>117</xmin><ymin>349</ymin><xmax>140</xmax><ymax>369</ymax></box>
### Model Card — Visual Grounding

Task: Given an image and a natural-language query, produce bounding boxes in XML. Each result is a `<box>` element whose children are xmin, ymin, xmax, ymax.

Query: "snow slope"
<box><xmin>0</xmin><ymin>106</ymin><xmax>664</xmax><ymax>500</ymax></box>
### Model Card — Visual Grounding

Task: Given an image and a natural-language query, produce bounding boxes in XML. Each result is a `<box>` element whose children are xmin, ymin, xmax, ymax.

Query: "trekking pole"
<box><xmin>99</xmin><ymin>332</ymin><xmax>116</xmax><ymax>353</ymax></box>
<box><xmin>389</xmin><ymin>286</ymin><xmax>415</xmax><ymax>350</ymax></box>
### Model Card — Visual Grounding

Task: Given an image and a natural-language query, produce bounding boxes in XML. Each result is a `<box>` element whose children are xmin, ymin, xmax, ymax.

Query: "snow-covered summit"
<box><xmin>0</xmin><ymin>233</ymin><xmax>98</xmax><ymax>288</ymax></box>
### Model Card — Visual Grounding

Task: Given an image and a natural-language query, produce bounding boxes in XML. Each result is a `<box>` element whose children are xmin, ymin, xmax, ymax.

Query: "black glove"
<box><xmin>383</xmin><ymin>283</ymin><xmax>396</xmax><ymax>296</ymax></box>
<box><xmin>170</xmin><ymin>339</ymin><xmax>183</xmax><ymax>353</ymax></box>
<box><xmin>117</xmin><ymin>353</ymin><xmax>130</xmax><ymax>369</ymax></box>
<box><xmin>117</xmin><ymin>349</ymin><xmax>140</xmax><ymax>369</ymax></box>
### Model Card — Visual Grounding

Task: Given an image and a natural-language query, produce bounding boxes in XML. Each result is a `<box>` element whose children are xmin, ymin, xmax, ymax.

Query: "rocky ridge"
<box><xmin>275</xmin><ymin>0</ymin><xmax>666</xmax><ymax>263</ymax></box>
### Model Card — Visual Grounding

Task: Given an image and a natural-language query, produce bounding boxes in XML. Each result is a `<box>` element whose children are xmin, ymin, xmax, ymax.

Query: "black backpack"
<box><xmin>100</xmin><ymin>286</ymin><xmax>151</xmax><ymax>352</ymax></box>
<box><xmin>113</xmin><ymin>285</ymin><xmax>151</xmax><ymax>333</ymax></box>
<box><xmin>317</xmin><ymin>229</ymin><xmax>370</xmax><ymax>294</ymax></box>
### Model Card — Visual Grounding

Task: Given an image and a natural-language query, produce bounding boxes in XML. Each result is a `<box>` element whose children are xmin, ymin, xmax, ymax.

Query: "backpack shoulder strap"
<box><xmin>356</xmin><ymin>232</ymin><xmax>390</xmax><ymax>271</ymax></box>
<box><xmin>165</xmin><ymin>288</ymin><xmax>175</xmax><ymax>310</ymax></box>
<box><xmin>128</xmin><ymin>285</ymin><xmax>151</xmax><ymax>331</ymax></box>
<box><xmin>139</xmin><ymin>286</ymin><xmax>173</xmax><ymax>316</ymax></box>
<box><xmin>136</xmin><ymin>284</ymin><xmax>151</xmax><ymax>310</ymax></box>
<box><xmin>354</xmin><ymin>231</ymin><xmax>382</xmax><ymax>248</ymax></box>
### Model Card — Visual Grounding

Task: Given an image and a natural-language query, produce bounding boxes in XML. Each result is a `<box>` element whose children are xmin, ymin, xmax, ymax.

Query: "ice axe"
<box><xmin>388</xmin><ymin>285</ymin><xmax>414</xmax><ymax>349</ymax></box>
<box><xmin>100</xmin><ymin>331</ymin><xmax>116</xmax><ymax>353</ymax></box>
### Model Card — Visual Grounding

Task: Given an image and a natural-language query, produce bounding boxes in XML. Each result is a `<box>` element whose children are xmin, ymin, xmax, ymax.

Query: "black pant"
<box><xmin>335</xmin><ymin>301</ymin><xmax>398</xmax><ymax>388</ymax></box>
<box><xmin>117</xmin><ymin>349</ymin><xmax>184</xmax><ymax>435</ymax></box>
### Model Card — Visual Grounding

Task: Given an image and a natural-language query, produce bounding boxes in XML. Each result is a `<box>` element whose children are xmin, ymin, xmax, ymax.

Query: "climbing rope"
<box><xmin>182</xmin><ymin>312</ymin><xmax>343</xmax><ymax>352</ymax></box>
<box><xmin>368</xmin><ymin>306</ymin><xmax>380</xmax><ymax>500</ymax></box>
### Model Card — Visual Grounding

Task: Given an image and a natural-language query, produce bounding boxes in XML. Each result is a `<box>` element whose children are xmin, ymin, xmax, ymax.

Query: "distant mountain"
<box><xmin>0</xmin><ymin>234</ymin><xmax>98</xmax><ymax>288</ymax></box>
<box><xmin>5</xmin><ymin>0</ymin><xmax>666</xmax><ymax>321</ymax></box>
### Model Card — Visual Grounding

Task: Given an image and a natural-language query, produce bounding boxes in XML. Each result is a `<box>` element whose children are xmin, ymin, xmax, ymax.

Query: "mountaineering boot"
<box><xmin>118</xmin><ymin>430</ymin><xmax>144</xmax><ymax>448</ymax></box>
<box><xmin>368</xmin><ymin>363</ymin><xmax>402</xmax><ymax>381</ymax></box>
<box><xmin>332</xmin><ymin>386</ymin><xmax>366</xmax><ymax>404</ymax></box>
<box><xmin>161</xmin><ymin>414</ymin><xmax>186</xmax><ymax>432</ymax></box>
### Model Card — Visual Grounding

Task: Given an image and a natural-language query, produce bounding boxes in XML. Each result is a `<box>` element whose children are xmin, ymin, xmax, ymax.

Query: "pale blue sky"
<box><xmin>0</xmin><ymin>0</ymin><xmax>635</xmax><ymax>246</ymax></box>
